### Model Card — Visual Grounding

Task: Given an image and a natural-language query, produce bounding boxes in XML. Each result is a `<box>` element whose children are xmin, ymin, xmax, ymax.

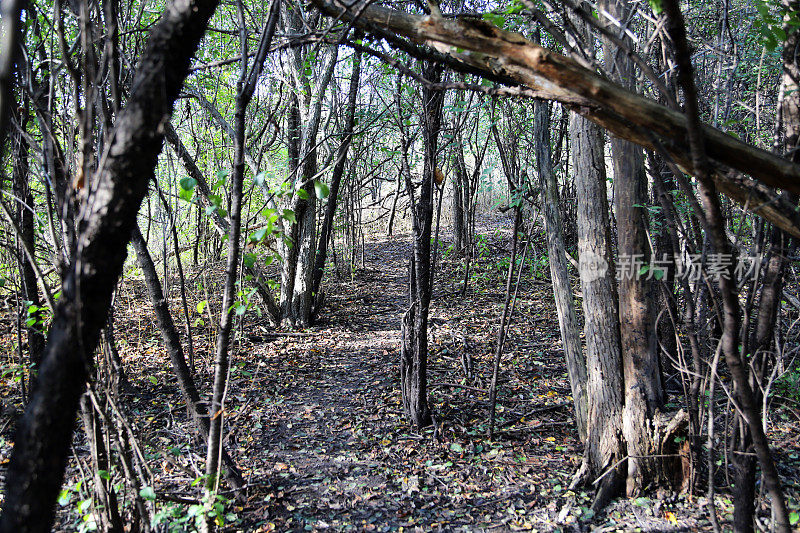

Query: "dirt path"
<box><xmin>107</xmin><ymin>228</ymin><xmax>711</xmax><ymax>532</ymax></box>
<box><xmin>232</xmin><ymin>234</ymin><xmax>573</xmax><ymax>531</ymax></box>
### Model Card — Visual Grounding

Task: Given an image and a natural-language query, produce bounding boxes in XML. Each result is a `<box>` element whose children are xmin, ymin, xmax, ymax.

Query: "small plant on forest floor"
<box><xmin>774</xmin><ymin>362</ymin><xmax>800</xmax><ymax>402</ymax></box>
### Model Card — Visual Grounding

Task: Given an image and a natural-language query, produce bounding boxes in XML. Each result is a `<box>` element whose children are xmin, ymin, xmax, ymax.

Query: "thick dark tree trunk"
<box><xmin>400</xmin><ymin>61</ymin><xmax>443</xmax><ymax>428</ymax></box>
<box><xmin>0</xmin><ymin>0</ymin><xmax>219</xmax><ymax>529</ymax></box>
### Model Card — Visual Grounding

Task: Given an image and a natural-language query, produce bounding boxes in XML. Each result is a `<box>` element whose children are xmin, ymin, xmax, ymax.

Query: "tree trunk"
<box><xmin>206</xmin><ymin>2</ymin><xmax>279</xmax><ymax>491</ymax></box>
<box><xmin>130</xmin><ymin>227</ymin><xmax>243</xmax><ymax>490</ymax></box>
<box><xmin>11</xmin><ymin>100</ymin><xmax>46</xmax><ymax>376</ymax></box>
<box><xmin>164</xmin><ymin>123</ymin><xmax>281</xmax><ymax>323</ymax></box>
<box><xmin>662</xmin><ymin>1</ymin><xmax>791</xmax><ymax>529</ymax></box>
<box><xmin>570</xmin><ymin>111</ymin><xmax>626</xmax><ymax>505</ymax></box>
<box><xmin>0</xmin><ymin>0</ymin><xmax>220</xmax><ymax>530</ymax></box>
<box><xmin>312</xmin><ymin>45</ymin><xmax>362</xmax><ymax>302</ymax></box>
<box><xmin>599</xmin><ymin>0</ymin><xmax>664</xmax><ymax>495</ymax></box>
<box><xmin>534</xmin><ymin>100</ymin><xmax>588</xmax><ymax>442</ymax></box>
<box><xmin>400</xmin><ymin>61</ymin><xmax>443</xmax><ymax>428</ymax></box>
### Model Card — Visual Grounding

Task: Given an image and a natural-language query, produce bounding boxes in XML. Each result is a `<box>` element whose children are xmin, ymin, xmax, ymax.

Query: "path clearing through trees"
<box><xmin>106</xmin><ymin>223</ymin><xmax>740</xmax><ymax>531</ymax></box>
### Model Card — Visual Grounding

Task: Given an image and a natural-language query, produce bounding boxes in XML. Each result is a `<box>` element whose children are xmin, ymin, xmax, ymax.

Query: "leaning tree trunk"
<box><xmin>534</xmin><ymin>100</ymin><xmax>588</xmax><ymax>442</ymax></box>
<box><xmin>663</xmin><ymin>0</ymin><xmax>792</xmax><ymax>529</ymax></box>
<box><xmin>0</xmin><ymin>0</ymin><xmax>220</xmax><ymax>530</ymax></box>
<box><xmin>130</xmin><ymin>227</ymin><xmax>244</xmax><ymax>491</ymax></box>
<box><xmin>732</xmin><ymin>2</ymin><xmax>800</xmax><ymax>529</ymax></box>
<box><xmin>400</xmin><ymin>61</ymin><xmax>443</xmax><ymax>428</ymax></box>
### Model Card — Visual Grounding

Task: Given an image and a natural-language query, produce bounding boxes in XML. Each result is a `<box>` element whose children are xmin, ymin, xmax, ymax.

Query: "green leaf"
<box><xmin>450</xmin><ymin>442</ymin><xmax>464</xmax><ymax>453</ymax></box>
<box><xmin>235</xmin><ymin>304</ymin><xmax>247</xmax><ymax>316</ymax></box>
<box><xmin>139</xmin><ymin>486</ymin><xmax>156</xmax><ymax>501</ymax></box>
<box><xmin>314</xmin><ymin>180</ymin><xmax>330</xmax><ymax>199</ymax></box>
<box><xmin>98</xmin><ymin>470</ymin><xmax>111</xmax><ymax>481</ymax></box>
<box><xmin>148</xmin><ymin>376</ymin><xmax>157</xmax><ymax>385</ymax></box>
<box><xmin>250</xmin><ymin>227</ymin><xmax>268</xmax><ymax>243</ymax></box>
<box><xmin>58</xmin><ymin>489</ymin><xmax>72</xmax><ymax>506</ymax></box>
<box><xmin>196</xmin><ymin>300</ymin><xmax>207</xmax><ymax>314</ymax></box>
<box><xmin>790</xmin><ymin>511</ymin><xmax>799</xmax><ymax>526</ymax></box>
<box><xmin>243</xmin><ymin>253</ymin><xmax>257</xmax><ymax>269</ymax></box>
<box><xmin>482</xmin><ymin>12</ymin><xmax>506</xmax><ymax>27</ymax></box>
<box><xmin>296</xmin><ymin>188</ymin><xmax>309</xmax><ymax>200</ymax></box>
<box><xmin>208</xmin><ymin>194</ymin><xmax>223</xmax><ymax>208</ymax></box>
<box><xmin>282</xmin><ymin>209</ymin><xmax>297</xmax><ymax>224</ymax></box>
<box><xmin>647</xmin><ymin>0</ymin><xmax>662</xmax><ymax>14</ymax></box>
<box><xmin>179</xmin><ymin>177</ymin><xmax>197</xmax><ymax>191</ymax></box>
<box><xmin>179</xmin><ymin>188</ymin><xmax>194</xmax><ymax>202</ymax></box>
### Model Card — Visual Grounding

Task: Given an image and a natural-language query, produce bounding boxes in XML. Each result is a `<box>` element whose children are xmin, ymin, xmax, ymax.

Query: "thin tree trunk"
<box><xmin>312</xmin><ymin>46</ymin><xmax>362</xmax><ymax>305</ymax></box>
<box><xmin>164</xmin><ymin>123</ymin><xmax>281</xmax><ymax>323</ymax></box>
<box><xmin>130</xmin><ymin>228</ymin><xmax>244</xmax><ymax>490</ymax></box>
<box><xmin>206</xmin><ymin>0</ymin><xmax>279</xmax><ymax>490</ymax></box>
<box><xmin>662</xmin><ymin>1</ymin><xmax>791</xmax><ymax>529</ymax></box>
<box><xmin>400</xmin><ymin>61</ymin><xmax>443</xmax><ymax>428</ymax></box>
<box><xmin>11</xmin><ymin>100</ymin><xmax>46</xmax><ymax>376</ymax></box>
<box><xmin>488</xmin><ymin>207</ymin><xmax>520</xmax><ymax>439</ymax></box>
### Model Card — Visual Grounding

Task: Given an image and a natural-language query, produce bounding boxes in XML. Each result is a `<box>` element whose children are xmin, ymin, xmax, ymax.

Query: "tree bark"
<box><xmin>599</xmin><ymin>0</ymin><xmax>664</xmax><ymax>495</ymax></box>
<box><xmin>534</xmin><ymin>100</ymin><xmax>588</xmax><ymax>442</ymax></box>
<box><xmin>570</xmin><ymin>111</ymin><xmax>626</xmax><ymax>505</ymax></box>
<box><xmin>206</xmin><ymin>0</ymin><xmax>279</xmax><ymax>490</ymax></box>
<box><xmin>400</xmin><ymin>61</ymin><xmax>443</xmax><ymax>428</ymax></box>
<box><xmin>11</xmin><ymin>99</ymin><xmax>46</xmax><ymax>376</ymax></box>
<box><xmin>0</xmin><ymin>0</ymin><xmax>220</xmax><ymax>529</ymax></box>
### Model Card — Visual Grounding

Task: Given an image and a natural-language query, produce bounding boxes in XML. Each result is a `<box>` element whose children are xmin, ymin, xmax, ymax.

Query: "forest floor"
<box><xmin>2</xmin><ymin>216</ymin><xmax>800</xmax><ymax>532</ymax></box>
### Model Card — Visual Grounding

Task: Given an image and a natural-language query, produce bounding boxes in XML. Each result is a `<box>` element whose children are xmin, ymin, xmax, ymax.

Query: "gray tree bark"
<box><xmin>534</xmin><ymin>101</ymin><xmax>588</xmax><ymax>442</ymax></box>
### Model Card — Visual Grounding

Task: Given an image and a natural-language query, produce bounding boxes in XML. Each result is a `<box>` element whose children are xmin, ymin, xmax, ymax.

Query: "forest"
<box><xmin>1</xmin><ymin>0</ymin><xmax>800</xmax><ymax>530</ymax></box>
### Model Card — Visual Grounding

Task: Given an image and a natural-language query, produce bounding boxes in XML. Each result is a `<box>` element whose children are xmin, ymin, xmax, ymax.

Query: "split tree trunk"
<box><xmin>599</xmin><ymin>0</ymin><xmax>664</xmax><ymax>495</ymax></box>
